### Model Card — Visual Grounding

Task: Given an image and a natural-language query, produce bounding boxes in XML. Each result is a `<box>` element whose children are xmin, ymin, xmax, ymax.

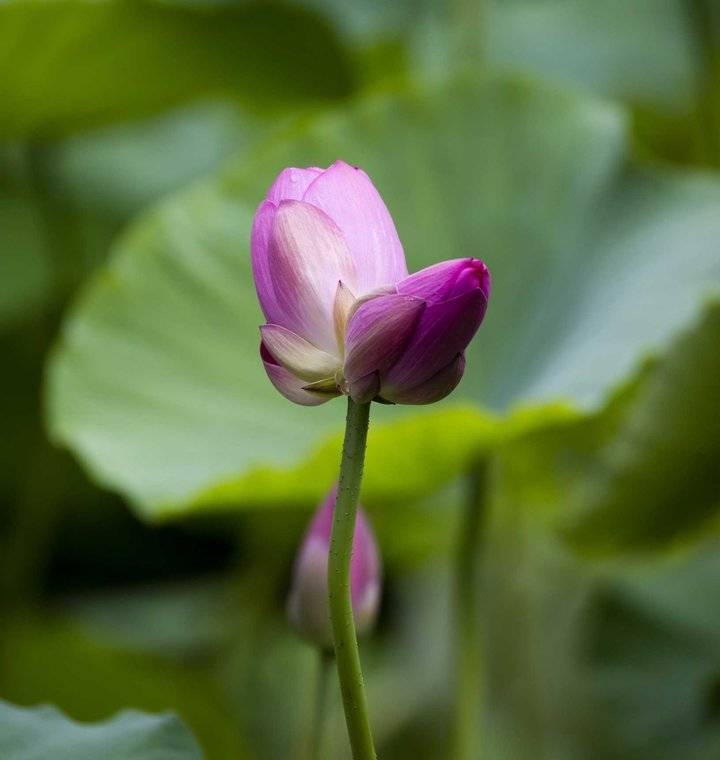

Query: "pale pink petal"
<box><xmin>303</xmin><ymin>160</ymin><xmax>408</xmax><ymax>293</ymax></box>
<box><xmin>260</xmin><ymin>324</ymin><xmax>340</xmax><ymax>381</ymax></box>
<box><xmin>261</xmin><ymin>343</ymin><xmax>336</xmax><ymax>406</ymax></box>
<box><xmin>250</xmin><ymin>200</ymin><xmax>281</xmax><ymax>323</ymax></box>
<box><xmin>268</xmin><ymin>200</ymin><xmax>358</xmax><ymax>353</ymax></box>
<box><xmin>266</xmin><ymin>167</ymin><xmax>323</xmax><ymax>204</ymax></box>
<box><xmin>333</xmin><ymin>280</ymin><xmax>357</xmax><ymax>347</ymax></box>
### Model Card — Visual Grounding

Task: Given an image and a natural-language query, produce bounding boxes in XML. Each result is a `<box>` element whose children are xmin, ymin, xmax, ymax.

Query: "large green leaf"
<box><xmin>0</xmin><ymin>699</ymin><xmax>201</xmax><ymax>760</ymax></box>
<box><xmin>47</xmin><ymin>75</ymin><xmax>720</xmax><ymax>516</ymax></box>
<box><xmin>318</xmin><ymin>0</ymin><xmax>716</xmax><ymax>164</ymax></box>
<box><xmin>486</xmin><ymin>0</ymin><xmax>697</xmax><ymax>114</ymax></box>
<box><xmin>488</xmin><ymin>302</ymin><xmax>720</xmax><ymax>552</ymax></box>
<box><xmin>0</xmin><ymin>0</ymin><xmax>353</xmax><ymax>139</ymax></box>
<box><xmin>31</xmin><ymin>101</ymin><xmax>256</xmax><ymax>219</ymax></box>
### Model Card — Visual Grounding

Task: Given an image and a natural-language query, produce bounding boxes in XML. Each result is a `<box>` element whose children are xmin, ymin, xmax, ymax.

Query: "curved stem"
<box><xmin>328</xmin><ymin>398</ymin><xmax>375</xmax><ymax>760</ymax></box>
<box><xmin>308</xmin><ymin>649</ymin><xmax>333</xmax><ymax>760</ymax></box>
<box><xmin>452</xmin><ymin>463</ymin><xmax>487</xmax><ymax>760</ymax></box>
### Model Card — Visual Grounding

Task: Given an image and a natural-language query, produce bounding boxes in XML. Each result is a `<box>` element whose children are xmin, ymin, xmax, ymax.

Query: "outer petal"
<box><xmin>260</xmin><ymin>324</ymin><xmax>340</xmax><ymax>382</ymax></box>
<box><xmin>381</xmin><ymin>352</ymin><xmax>466</xmax><ymax>405</ymax></box>
<box><xmin>397</xmin><ymin>258</ymin><xmax>491</xmax><ymax>305</ymax></box>
<box><xmin>261</xmin><ymin>343</ymin><xmax>336</xmax><ymax>406</ymax></box>
<box><xmin>250</xmin><ymin>200</ymin><xmax>280</xmax><ymax>323</ymax></box>
<box><xmin>268</xmin><ymin>200</ymin><xmax>358</xmax><ymax>352</ymax></box>
<box><xmin>286</xmin><ymin>535</ymin><xmax>331</xmax><ymax>644</ymax></box>
<box><xmin>343</xmin><ymin>293</ymin><xmax>426</xmax><ymax>383</ymax></box>
<box><xmin>383</xmin><ymin>289</ymin><xmax>486</xmax><ymax>390</ymax></box>
<box><xmin>347</xmin><ymin>371</ymin><xmax>381</xmax><ymax>404</ymax></box>
<box><xmin>303</xmin><ymin>160</ymin><xmax>408</xmax><ymax>293</ymax></box>
<box><xmin>266</xmin><ymin>167</ymin><xmax>323</xmax><ymax>204</ymax></box>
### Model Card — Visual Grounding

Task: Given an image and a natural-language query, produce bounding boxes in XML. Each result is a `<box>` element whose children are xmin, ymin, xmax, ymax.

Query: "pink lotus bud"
<box><xmin>287</xmin><ymin>486</ymin><xmax>381</xmax><ymax>648</ymax></box>
<box><xmin>252</xmin><ymin>161</ymin><xmax>490</xmax><ymax>405</ymax></box>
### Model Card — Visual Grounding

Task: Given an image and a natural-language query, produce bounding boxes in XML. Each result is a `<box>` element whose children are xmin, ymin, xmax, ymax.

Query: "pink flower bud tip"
<box><xmin>287</xmin><ymin>486</ymin><xmax>381</xmax><ymax>648</ymax></box>
<box><xmin>252</xmin><ymin>161</ymin><xmax>491</xmax><ymax>406</ymax></box>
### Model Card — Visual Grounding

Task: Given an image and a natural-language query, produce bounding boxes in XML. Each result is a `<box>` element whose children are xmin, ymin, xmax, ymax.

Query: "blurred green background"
<box><xmin>1</xmin><ymin>1</ymin><xmax>720</xmax><ymax>758</ymax></box>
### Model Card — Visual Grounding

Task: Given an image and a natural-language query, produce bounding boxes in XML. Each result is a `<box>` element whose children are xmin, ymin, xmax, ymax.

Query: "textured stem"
<box><xmin>328</xmin><ymin>398</ymin><xmax>375</xmax><ymax>759</ymax></box>
<box><xmin>308</xmin><ymin>649</ymin><xmax>333</xmax><ymax>760</ymax></box>
<box><xmin>452</xmin><ymin>463</ymin><xmax>487</xmax><ymax>760</ymax></box>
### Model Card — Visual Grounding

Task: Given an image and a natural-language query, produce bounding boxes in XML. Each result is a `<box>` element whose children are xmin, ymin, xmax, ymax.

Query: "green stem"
<box><xmin>328</xmin><ymin>398</ymin><xmax>376</xmax><ymax>760</ymax></box>
<box><xmin>686</xmin><ymin>0</ymin><xmax>720</xmax><ymax>166</ymax></box>
<box><xmin>308</xmin><ymin>649</ymin><xmax>334</xmax><ymax>760</ymax></box>
<box><xmin>452</xmin><ymin>464</ymin><xmax>487</xmax><ymax>760</ymax></box>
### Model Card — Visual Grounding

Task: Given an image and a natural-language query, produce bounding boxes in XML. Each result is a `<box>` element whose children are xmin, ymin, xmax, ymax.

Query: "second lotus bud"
<box><xmin>287</xmin><ymin>486</ymin><xmax>382</xmax><ymax>648</ymax></box>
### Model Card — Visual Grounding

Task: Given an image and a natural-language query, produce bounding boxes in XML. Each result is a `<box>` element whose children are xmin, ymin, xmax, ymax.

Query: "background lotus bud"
<box><xmin>287</xmin><ymin>486</ymin><xmax>381</xmax><ymax>648</ymax></box>
<box><xmin>252</xmin><ymin>161</ymin><xmax>490</xmax><ymax>406</ymax></box>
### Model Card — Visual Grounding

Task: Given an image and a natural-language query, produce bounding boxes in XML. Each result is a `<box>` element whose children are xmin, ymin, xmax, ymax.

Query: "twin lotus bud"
<box><xmin>287</xmin><ymin>487</ymin><xmax>381</xmax><ymax>648</ymax></box>
<box><xmin>252</xmin><ymin>160</ymin><xmax>491</xmax><ymax>406</ymax></box>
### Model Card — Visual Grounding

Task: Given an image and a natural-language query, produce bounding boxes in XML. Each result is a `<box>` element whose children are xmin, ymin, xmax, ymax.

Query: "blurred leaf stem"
<box><xmin>452</xmin><ymin>463</ymin><xmax>487</xmax><ymax>759</ymax></box>
<box><xmin>307</xmin><ymin>649</ymin><xmax>334</xmax><ymax>760</ymax></box>
<box><xmin>0</xmin><ymin>144</ymin><xmax>82</xmax><ymax>609</ymax></box>
<box><xmin>452</xmin><ymin>0</ymin><xmax>485</xmax><ymax>64</ymax></box>
<box><xmin>686</xmin><ymin>0</ymin><xmax>720</xmax><ymax>166</ymax></box>
<box><xmin>328</xmin><ymin>398</ymin><xmax>375</xmax><ymax>760</ymax></box>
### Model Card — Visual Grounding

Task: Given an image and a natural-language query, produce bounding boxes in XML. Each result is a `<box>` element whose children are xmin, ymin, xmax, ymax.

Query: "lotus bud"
<box><xmin>252</xmin><ymin>161</ymin><xmax>490</xmax><ymax>406</ymax></box>
<box><xmin>287</xmin><ymin>486</ymin><xmax>381</xmax><ymax>648</ymax></box>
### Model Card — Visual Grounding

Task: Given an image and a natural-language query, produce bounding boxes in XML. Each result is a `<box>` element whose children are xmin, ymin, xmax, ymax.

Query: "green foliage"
<box><xmin>480</xmin><ymin>303</ymin><xmax>720</xmax><ymax>755</ymax></box>
<box><xmin>0</xmin><ymin>0</ymin><xmax>354</xmax><ymax>139</ymax></box>
<box><xmin>0</xmin><ymin>179</ymin><xmax>51</xmax><ymax>329</ymax></box>
<box><xmin>0</xmin><ymin>614</ymin><xmax>247</xmax><ymax>758</ymax></box>
<box><xmin>2</xmin><ymin>3</ymin><xmax>720</xmax><ymax>759</ymax></box>
<box><xmin>0</xmin><ymin>698</ymin><xmax>202</xmax><ymax>760</ymax></box>
<box><xmin>488</xmin><ymin>302</ymin><xmax>720</xmax><ymax>552</ymax></box>
<box><xmin>47</xmin><ymin>74</ymin><xmax>720</xmax><ymax>517</ymax></box>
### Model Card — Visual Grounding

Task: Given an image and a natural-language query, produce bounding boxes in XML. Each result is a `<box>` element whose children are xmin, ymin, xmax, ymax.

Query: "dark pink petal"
<box><xmin>303</xmin><ymin>160</ymin><xmax>408</xmax><ymax>293</ymax></box>
<box><xmin>266</xmin><ymin>167</ymin><xmax>323</xmax><ymax>204</ymax></box>
<box><xmin>347</xmin><ymin>370</ymin><xmax>381</xmax><ymax>404</ymax></box>
<box><xmin>382</xmin><ymin>352</ymin><xmax>466</xmax><ymax>405</ymax></box>
<box><xmin>343</xmin><ymin>293</ymin><xmax>425</xmax><ymax>383</ymax></box>
<box><xmin>268</xmin><ymin>200</ymin><xmax>357</xmax><ymax>353</ymax></box>
<box><xmin>383</xmin><ymin>289</ymin><xmax>486</xmax><ymax>391</ymax></box>
<box><xmin>261</xmin><ymin>342</ymin><xmax>336</xmax><ymax>406</ymax></box>
<box><xmin>397</xmin><ymin>258</ymin><xmax>491</xmax><ymax>304</ymax></box>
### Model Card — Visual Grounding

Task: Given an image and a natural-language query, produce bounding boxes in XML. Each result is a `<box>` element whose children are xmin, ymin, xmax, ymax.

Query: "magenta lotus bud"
<box><xmin>287</xmin><ymin>486</ymin><xmax>381</xmax><ymax>648</ymax></box>
<box><xmin>252</xmin><ymin>161</ymin><xmax>490</xmax><ymax>405</ymax></box>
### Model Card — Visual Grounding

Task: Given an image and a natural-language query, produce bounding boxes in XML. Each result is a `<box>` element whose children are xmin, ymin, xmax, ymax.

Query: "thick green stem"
<box><xmin>307</xmin><ymin>649</ymin><xmax>333</xmax><ymax>760</ymax></box>
<box><xmin>452</xmin><ymin>463</ymin><xmax>487</xmax><ymax>760</ymax></box>
<box><xmin>328</xmin><ymin>398</ymin><xmax>375</xmax><ymax>760</ymax></box>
